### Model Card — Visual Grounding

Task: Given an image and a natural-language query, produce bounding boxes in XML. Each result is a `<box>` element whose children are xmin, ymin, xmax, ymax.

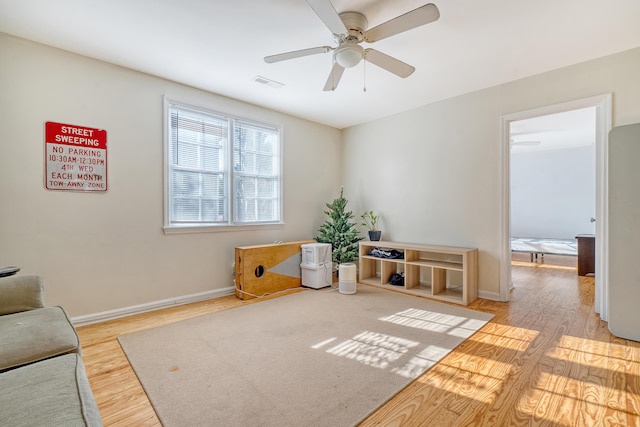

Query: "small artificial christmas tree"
<box><xmin>315</xmin><ymin>187</ymin><xmax>363</xmax><ymax>265</ymax></box>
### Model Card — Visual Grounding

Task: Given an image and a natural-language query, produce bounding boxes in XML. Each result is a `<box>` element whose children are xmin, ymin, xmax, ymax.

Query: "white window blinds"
<box><xmin>166</xmin><ymin>101</ymin><xmax>281</xmax><ymax>228</ymax></box>
<box><xmin>233</xmin><ymin>121</ymin><xmax>280</xmax><ymax>223</ymax></box>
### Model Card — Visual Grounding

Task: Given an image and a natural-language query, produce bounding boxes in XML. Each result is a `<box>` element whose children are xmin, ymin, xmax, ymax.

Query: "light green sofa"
<box><xmin>0</xmin><ymin>275</ymin><xmax>103</xmax><ymax>426</ymax></box>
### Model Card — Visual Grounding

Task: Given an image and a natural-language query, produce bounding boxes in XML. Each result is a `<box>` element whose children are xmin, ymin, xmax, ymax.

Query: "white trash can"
<box><xmin>338</xmin><ymin>263</ymin><xmax>357</xmax><ymax>295</ymax></box>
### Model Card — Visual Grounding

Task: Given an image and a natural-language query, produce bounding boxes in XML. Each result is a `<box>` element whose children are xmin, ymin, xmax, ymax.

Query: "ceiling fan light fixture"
<box><xmin>334</xmin><ymin>43</ymin><xmax>364</xmax><ymax>68</ymax></box>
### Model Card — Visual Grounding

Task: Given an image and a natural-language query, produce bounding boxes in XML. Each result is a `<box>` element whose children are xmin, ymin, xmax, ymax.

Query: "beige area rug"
<box><xmin>118</xmin><ymin>285</ymin><xmax>493</xmax><ymax>426</ymax></box>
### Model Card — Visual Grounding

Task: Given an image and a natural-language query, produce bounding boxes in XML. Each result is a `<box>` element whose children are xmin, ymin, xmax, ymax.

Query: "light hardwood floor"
<box><xmin>77</xmin><ymin>256</ymin><xmax>640</xmax><ymax>426</ymax></box>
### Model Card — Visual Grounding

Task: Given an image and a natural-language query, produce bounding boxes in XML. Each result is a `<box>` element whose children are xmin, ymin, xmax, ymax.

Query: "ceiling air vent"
<box><xmin>253</xmin><ymin>75</ymin><xmax>284</xmax><ymax>89</ymax></box>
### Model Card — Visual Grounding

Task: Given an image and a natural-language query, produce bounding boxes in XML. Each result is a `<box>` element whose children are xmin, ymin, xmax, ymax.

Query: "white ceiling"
<box><xmin>510</xmin><ymin>107</ymin><xmax>596</xmax><ymax>154</ymax></box>
<box><xmin>1</xmin><ymin>0</ymin><xmax>640</xmax><ymax>129</ymax></box>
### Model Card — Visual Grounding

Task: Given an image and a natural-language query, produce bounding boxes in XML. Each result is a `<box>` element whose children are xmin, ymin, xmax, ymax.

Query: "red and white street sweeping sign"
<box><xmin>45</xmin><ymin>122</ymin><xmax>107</xmax><ymax>192</ymax></box>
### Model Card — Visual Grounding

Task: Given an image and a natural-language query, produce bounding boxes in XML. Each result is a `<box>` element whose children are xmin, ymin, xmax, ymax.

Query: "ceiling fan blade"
<box><xmin>323</xmin><ymin>62</ymin><xmax>345</xmax><ymax>91</ymax></box>
<box><xmin>364</xmin><ymin>3</ymin><xmax>440</xmax><ymax>43</ymax></box>
<box><xmin>264</xmin><ymin>46</ymin><xmax>332</xmax><ymax>63</ymax></box>
<box><xmin>306</xmin><ymin>0</ymin><xmax>348</xmax><ymax>35</ymax></box>
<box><xmin>511</xmin><ymin>140</ymin><xmax>542</xmax><ymax>146</ymax></box>
<box><xmin>365</xmin><ymin>49</ymin><xmax>415</xmax><ymax>78</ymax></box>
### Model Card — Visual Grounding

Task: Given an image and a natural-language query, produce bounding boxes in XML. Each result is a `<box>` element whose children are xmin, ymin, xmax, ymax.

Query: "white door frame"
<box><xmin>499</xmin><ymin>94</ymin><xmax>612</xmax><ymax>320</ymax></box>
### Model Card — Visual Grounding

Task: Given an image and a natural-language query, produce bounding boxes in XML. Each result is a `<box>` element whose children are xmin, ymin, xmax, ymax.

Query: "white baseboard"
<box><xmin>70</xmin><ymin>286</ymin><xmax>236</xmax><ymax>327</ymax></box>
<box><xmin>478</xmin><ymin>289</ymin><xmax>503</xmax><ymax>302</ymax></box>
<box><xmin>70</xmin><ymin>286</ymin><xmax>503</xmax><ymax>326</ymax></box>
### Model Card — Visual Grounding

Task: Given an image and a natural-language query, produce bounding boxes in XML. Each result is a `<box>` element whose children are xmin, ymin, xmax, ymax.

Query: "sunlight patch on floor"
<box><xmin>379</xmin><ymin>308</ymin><xmax>483</xmax><ymax>338</ymax></box>
<box><xmin>511</xmin><ymin>260</ymin><xmax>577</xmax><ymax>271</ymax></box>
<box><xmin>548</xmin><ymin>334</ymin><xmax>640</xmax><ymax>373</ymax></box>
<box><xmin>522</xmin><ymin>371</ymin><xmax>630</xmax><ymax>425</ymax></box>
<box><xmin>392</xmin><ymin>344</ymin><xmax>452</xmax><ymax>379</ymax></box>
<box><xmin>410</xmin><ymin>323</ymin><xmax>541</xmax><ymax>406</ymax></box>
<box><xmin>310</xmin><ymin>337</ymin><xmax>336</xmax><ymax>349</ymax></box>
<box><xmin>325</xmin><ymin>331</ymin><xmax>420</xmax><ymax>370</ymax></box>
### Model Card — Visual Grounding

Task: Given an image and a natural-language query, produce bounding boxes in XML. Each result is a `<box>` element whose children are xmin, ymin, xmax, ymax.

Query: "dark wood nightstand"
<box><xmin>575</xmin><ymin>234</ymin><xmax>595</xmax><ymax>276</ymax></box>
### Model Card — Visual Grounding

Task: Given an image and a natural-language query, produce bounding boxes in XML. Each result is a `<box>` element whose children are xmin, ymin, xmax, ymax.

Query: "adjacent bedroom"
<box><xmin>510</xmin><ymin>107</ymin><xmax>597</xmax><ymax>273</ymax></box>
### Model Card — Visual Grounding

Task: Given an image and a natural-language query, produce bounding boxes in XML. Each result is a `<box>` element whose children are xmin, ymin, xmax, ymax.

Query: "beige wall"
<box><xmin>342</xmin><ymin>47</ymin><xmax>640</xmax><ymax>298</ymax></box>
<box><xmin>0</xmin><ymin>34</ymin><xmax>342</xmax><ymax>317</ymax></box>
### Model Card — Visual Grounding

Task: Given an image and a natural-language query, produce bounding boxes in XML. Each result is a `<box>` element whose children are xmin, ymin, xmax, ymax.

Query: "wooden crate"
<box><xmin>235</xmin><ymin>240</ymin><xmax>315</xmax><ymax>300</ymax></box>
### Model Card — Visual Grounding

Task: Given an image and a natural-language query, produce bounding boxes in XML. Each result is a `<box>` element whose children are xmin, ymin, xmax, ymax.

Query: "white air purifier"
<box><xmin>338</xmin><ymin>263</ymin><xmax>357</xmax><ymax>295</ymax></box>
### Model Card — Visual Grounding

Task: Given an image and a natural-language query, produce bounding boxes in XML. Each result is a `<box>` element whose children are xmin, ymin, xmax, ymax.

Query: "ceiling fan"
<box><xmin>264</xmin><ymin>0</ymin><xmax>440</xmax><ymax>91</ymax></box>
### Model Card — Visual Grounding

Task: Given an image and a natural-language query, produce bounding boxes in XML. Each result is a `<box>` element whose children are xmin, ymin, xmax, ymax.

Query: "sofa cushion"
<box><xmin>0</xmin><ymin>306</ymin><xmax>80</xmax><ymax>371</ymax></box>
<box><xmin>0</xmin><ymin>353</ymin><xmax>102</xmax><ymax>426</ymax></box>
<box><xmin>0</xmin><ymin>275</ymin><xmax>44</xmax><ymax>315</ymax></box>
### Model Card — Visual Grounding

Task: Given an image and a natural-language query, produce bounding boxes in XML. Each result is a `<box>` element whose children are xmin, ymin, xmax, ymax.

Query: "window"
<box><xmin>164</xmin><ymin>99</ymin><xmax>282</xmax><ymax>231</ymax></box>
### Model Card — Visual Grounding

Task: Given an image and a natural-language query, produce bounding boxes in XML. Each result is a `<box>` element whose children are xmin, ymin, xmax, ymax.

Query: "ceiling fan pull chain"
<box><xmin>363</xmin><ymin>59</ymin><xmax>367</xmax><ymax>92</ymax></box>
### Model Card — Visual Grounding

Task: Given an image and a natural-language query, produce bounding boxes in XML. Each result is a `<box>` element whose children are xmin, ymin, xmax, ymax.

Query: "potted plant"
<box><xmin>361</xmin><ymin>210</ymin><xmax>381</xmax><ymax>241</ymax></box>
<box><xmin>315</xmin><ymin>187</ymin><xmax>363</xmax><ymax>266</ymax></box>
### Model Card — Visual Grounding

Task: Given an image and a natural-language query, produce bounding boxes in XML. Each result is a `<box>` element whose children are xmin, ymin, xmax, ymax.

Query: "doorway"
<box><xmin>500</xmin><ymin>94</ymin><xmax>612</xmax><ymax>320</ymax></box>
<box><xmin>510</xmin><ymin>107</ymin><xmax>596</xmax><ymax>266</ymax></box>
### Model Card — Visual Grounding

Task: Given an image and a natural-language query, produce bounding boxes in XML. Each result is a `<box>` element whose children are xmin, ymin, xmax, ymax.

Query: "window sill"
<box><xmin>163</xmin><ymin>222</ymin><xmax>285</xmax><ymax>235</ymax></box>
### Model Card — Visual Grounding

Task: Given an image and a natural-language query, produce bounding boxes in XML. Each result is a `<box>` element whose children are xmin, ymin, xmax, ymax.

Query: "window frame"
<box><xmin>163</xmin><ymin>97</ymin><xmax>284</xmax><ymax>234</ymax></box>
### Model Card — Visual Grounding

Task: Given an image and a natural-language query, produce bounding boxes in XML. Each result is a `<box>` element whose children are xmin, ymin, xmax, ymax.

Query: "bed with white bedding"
<box><xmin>511</xmin><ymin>237</ymin><xmax>577</xmax><ymax>262</ymax></box>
